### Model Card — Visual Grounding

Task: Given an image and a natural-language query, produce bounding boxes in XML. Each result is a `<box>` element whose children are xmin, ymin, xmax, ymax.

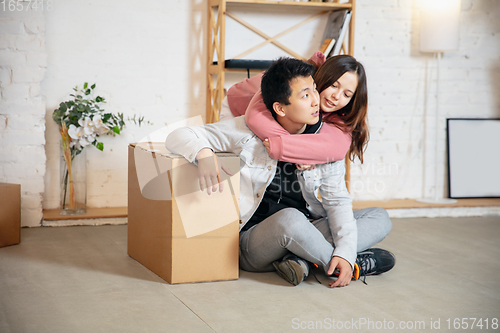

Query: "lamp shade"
<box><xmin>420</xmin><ymin>0</ymin><xmax>461</xmax><ymax>52</ymax></box>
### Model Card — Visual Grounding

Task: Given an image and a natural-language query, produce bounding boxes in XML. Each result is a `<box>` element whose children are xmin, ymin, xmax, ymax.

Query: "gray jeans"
<box><xmin>239</xmin><ymin>207</ymin><xmax>392</xmax><ymax>274</ymax></box>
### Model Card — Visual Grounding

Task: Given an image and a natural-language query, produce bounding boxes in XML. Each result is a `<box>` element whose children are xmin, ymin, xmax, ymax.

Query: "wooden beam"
<box><xmin>225</xmin><ymin>0</ymin><xmax>352</xmax><ymax>11</ymax></box>
<box><xmin>226</xmin><ymin>11</ymin><xmax>304</xmax><ymax>60</ymax></box>
<box><xmin>230</xmin><ymin>10</ymin><xmax>327</xmax><ymax>60</ymax></box>
<box><xmin>348</xmin><ymin>0</ymin><xmax>356</xmax><ymax>55</ymax></box>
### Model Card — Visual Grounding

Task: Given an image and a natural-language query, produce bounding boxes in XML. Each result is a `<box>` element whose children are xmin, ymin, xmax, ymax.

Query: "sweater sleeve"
<box><xmin>226</xmin><ymin>73</ymin><xmax>264</xmax><ymax>117</ymax></box>
<box><xmin>245</xmin><ymin>90</ymin><xmax>291</xmax><ymax>139</ymax></box>
<box><xmin>268</xmin><ymin>122</ymin><xmax>352</xmax><ymax>164</ymax></box>
<box><xmin>226</xmin><ymin>51</ymin><xmax>323</xmax><ymax>117</ymax></box>
<box><xmin>245</xmin><ymin>92</ymin><xmax>352</xmax><ymax>164</ymax></box>
<box><xmin>318</xmin><ymin>161</ymin><xmax>357</xmax><ymax>269</ymax></box>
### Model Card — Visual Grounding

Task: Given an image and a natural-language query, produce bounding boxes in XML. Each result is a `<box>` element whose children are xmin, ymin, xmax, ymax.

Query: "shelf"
<box><xmin>207</xmin><ymin>0</ymin><xmax>356</xmax><ymax>124</ymax></box>
<box><xmin>42</xmin><ymin>198</ymin><xmax>500</xmax><ymax>223</ymax></box>
<box><xmin>43</xmin><ymin>207</ymin><xmax>128</xmax><ymax>221</ymax></box>
<box><xmin>220</xmin><ymin>0</ymin><xmax>352</xmax><ymax>10</ymax></box>
<box><xmin>352</xmin><ymin>198</ymin><xmax>500</xmax><ymax>211</ymax></box>
<box><xmin>209</xmin><ymin>64</ymin><xmax>265</xmax><ymax>74</ymax></box>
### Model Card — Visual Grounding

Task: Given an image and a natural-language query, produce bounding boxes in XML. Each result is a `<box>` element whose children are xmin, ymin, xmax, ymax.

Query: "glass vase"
<box><xmin>60</xmin><ymin>147</ymin><xmax>87</xmax><ymax>215</ymax></box>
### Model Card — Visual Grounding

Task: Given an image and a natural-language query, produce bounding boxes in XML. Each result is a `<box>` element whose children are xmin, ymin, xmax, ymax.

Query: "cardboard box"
<box><xmin>0</xmin><ymin>183</ymin><xmax>21</xmax><ymax>247</ymax></box>
<box><xmin>128</xmin><ymin>143</ymin><xmax>240</xmax><ymax>284</ymax></box>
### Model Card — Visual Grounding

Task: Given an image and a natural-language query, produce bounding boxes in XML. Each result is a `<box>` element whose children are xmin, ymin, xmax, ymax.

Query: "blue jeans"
<box><xmin>239</xmin><ymin>207</ymin><xmax>392</xmax><ymax>274</ymax></box>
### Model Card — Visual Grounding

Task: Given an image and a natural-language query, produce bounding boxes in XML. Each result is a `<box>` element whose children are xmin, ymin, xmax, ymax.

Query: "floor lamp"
<box><xmin>418</xmin><ymin>0</ymin><xmax>461</xmax><ymax>204</ymax></box>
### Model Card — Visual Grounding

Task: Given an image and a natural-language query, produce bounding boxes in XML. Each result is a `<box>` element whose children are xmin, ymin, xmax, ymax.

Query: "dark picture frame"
<box><xmin>446</xmin><ymin>118</ymin><xmax>500</xmax><ymax>199</ymax></box>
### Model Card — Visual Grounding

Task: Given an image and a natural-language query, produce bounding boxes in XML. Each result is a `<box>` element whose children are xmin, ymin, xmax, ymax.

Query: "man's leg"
<box><xmin>239</xmin><ymin>208</ymin><xmax>334</xmax><ymax>272</ymax></box>
<box><xmin>312</xmin><ymin>207</ymin><xmax>392</xmax><ymax>253</ymax></box>
<box><xmin>311</xmin><ymin>207</ymin><xmax>394</xmax><ymax>280</ymax></box>
<box><xmin>354</xmin><ymin>207</ymin><xmax>392</xmax><ymax>252</ymax></box>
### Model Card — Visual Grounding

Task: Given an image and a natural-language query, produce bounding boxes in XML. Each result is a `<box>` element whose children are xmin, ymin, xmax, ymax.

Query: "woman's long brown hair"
<box><xmin>312</xmin><ymin>55</ymin><xmax>369</xmax><ymax>163</ymax></box>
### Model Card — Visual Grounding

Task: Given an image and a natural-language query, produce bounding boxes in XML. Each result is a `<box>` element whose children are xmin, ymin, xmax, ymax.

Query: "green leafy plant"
<box><xmin>52</xmin><ymin>82</ymin><xmax>125</xmax><ymax>154</ymax></box>
<box><xmin>52</xmin><ymin>82</ymin><xmax>126</xmax><ymax>211</ymax></box>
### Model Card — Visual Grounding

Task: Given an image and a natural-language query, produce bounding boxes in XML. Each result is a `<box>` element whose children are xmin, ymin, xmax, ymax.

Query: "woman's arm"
<box><xmin>244</xmin><ymin>90</ymin><xmax>291</xmax><ymax>139</ymax></box>
<box><xmin>226</xmin><ymin>73</ymin><xmax>263</xmax><ymax>117</ymax></box>
<box><xmin>245</xmin><ymin>94</ymin><xmax>352</xmax><ymax>164</ymax></box>
<box><xmin>227</xmin><ymin>51</ymin><xmax>324</xmax><ymax>118</ymax></box>
<box><xmin>267</xmin><ymin>122</ymin><xmax>351</xmax><ymax>164</ymax></box>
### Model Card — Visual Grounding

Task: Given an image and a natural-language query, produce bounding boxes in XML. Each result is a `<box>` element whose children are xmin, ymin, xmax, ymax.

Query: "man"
<box><xmin>166</xmin><ymin>58</ymin><xmax>394</xmax><ymax>287</ymax></box>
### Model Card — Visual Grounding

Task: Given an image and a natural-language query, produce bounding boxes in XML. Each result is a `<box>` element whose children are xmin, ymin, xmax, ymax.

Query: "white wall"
<box><xmin>42</xmin><ymin>0</ymin><xmax>329</xmax><ymax>212</ymax></box>
<box><xmin>1</xmin><ymin>0</ymin><xmax>498</xmax><ymax>226</ymax></box>
<box><xmin>42</xmin><ymin>0</ymin><xmax>208</xmax><ymax>210</ymax></box>
<box><xmin>350</xmin><ymin>0</ymin><xmax>500</xmax><ymax>201</ymax></box>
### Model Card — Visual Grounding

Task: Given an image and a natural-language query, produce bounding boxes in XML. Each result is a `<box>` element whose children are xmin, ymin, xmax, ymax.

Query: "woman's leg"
<box><xmin>239</xmin><ymin>208</ymin><xmax>334</xmax><ymax>272</ymax></box>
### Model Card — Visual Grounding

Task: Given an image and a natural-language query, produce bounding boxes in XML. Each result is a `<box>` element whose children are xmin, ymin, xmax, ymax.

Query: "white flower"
<box><xmin>93</xmin><ymin>114</ymin><xmax>110</xmax><ymax>135</ymax></box>
<box><xmin>86</xmin><ymin>133</ymin><xmax>96</xmax><ymax>144</ymax></box>
<box><xmin>68</xmin><ymin>124</ymin><xmax>84</xmax><ymax>140</ymax></box>
<box><xmin>69</xmin><ymin>140</ymin><xmax>82</xmax><ymax>150</ymax></box>
<box><xmin>80</xmin><ymin>137</ymin><xmax>91</xmax><ymax>147</ymax></box>
<box><xmin>78</xmin><ymin>117</ymin><xmax>95</xmax><ymax>136</ymax></box>
<box><xmin>93</xmin><ymin>114</ymin><xmax>104</xmax><ymax>125</ymax></box>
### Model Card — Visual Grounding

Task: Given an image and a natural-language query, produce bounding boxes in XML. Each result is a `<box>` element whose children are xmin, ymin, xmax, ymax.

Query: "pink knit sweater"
<box><xmin>226</xmin><ymin>70</ymin><xmax>351</xmax><ymax>165</ymax></box>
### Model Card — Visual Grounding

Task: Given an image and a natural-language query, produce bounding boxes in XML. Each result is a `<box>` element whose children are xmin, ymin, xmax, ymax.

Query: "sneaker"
<box><xmin>272</xmin><ymin>254</ymin><xmax>309</xmax><ymax>286</ymax></box>
<box><xmin>353</xmin><ymin>248</ymin><xmax>396</xmax><ymax>284</ymax></box>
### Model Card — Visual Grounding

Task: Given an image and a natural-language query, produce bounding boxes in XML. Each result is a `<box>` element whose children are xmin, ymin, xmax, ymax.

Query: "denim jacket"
<box><xmin>165</xmin><ymin>116</ymin><xmax>357</xmax><ymax>268</ymax></box>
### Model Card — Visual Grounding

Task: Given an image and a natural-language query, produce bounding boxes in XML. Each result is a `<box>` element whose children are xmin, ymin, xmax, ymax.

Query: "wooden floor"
<box><xmin>43</xmin><ymin>198</ymin><xmax>500</xmax><ymax>220</ymax></box>
<box><xmin>4</xmin><ymin>217</ymin><xmax>500</xmax><ymax>331</ymax></box>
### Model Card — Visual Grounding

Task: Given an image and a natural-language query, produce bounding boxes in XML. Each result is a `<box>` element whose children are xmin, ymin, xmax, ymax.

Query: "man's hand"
<box><xmin>196</xmin><ymin>148</ymin><xmax>233</xmax><ymax>195</ymax></box>
<box><xmin>327</xmin><ymin>256</ymin><xmax>353</xmax><ymax>288</ymax></box>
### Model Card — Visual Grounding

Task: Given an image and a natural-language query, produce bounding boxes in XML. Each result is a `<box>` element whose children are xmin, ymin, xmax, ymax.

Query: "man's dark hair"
<box><xmin>261</xmin><ymin>57</ymin><xmax>314</xmax><ymax>116</ymax></box>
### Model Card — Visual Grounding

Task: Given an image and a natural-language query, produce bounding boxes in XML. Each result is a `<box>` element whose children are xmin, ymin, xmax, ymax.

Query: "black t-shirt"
<box><xmin>241</xmin><ymin>116</ymin><xmax>322</xmax><ymax>232</ymax></box>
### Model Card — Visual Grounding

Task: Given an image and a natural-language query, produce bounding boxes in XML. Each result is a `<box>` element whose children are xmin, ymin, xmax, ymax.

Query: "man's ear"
<box><xmin>273</xmin><ymin>102</ymin><xmax>286</xmax><ymax>118</ymax></box>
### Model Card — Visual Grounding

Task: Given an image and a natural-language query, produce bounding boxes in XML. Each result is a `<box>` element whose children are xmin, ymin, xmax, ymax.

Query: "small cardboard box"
<box><xmin>0</xmin><ymin>183</ymin><xmax>21</xmax><ymax>247</ymax></box>
<box><xmin>128</xmin><ymin>143</ymin><xmax>240</xmax><ymax>284</ymax></box>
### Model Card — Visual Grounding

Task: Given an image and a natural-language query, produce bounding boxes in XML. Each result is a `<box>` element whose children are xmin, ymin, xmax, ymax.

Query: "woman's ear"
<box><xmin>273</xmin><ymin>102</ymin><xmax>286</xmax><ymax>117</ymax></box>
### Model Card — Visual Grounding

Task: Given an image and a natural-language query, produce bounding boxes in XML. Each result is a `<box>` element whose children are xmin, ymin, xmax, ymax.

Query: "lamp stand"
<box><xmin>418</xmin><ymin>52</ymin><xmax>457</xmax><ymax>205</ymax></box>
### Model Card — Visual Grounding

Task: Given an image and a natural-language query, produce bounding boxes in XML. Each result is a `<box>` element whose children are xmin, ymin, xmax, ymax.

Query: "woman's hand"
<box><xmin>308</xmin><ymin>51</ymin><xmax>326</xmax><ymax>67</ymax></box>
<box><xmin>327</xmin><ymin>256</ymin><xmax>353</xmax><ymax>288</ymax></box>
<box><xmin>263</xmin><ymin>138</ymin><xmax>271</xmax><ymax>155</ymax></box>
<box><xmin>196</xmin><ymin>148</ymin><xmax>234</xmax><ymax>195</ymax></box>
<box><xmin>296</xmin><ymin>164</ymin><xmax>316</xmax><ymax>171</ymax></box>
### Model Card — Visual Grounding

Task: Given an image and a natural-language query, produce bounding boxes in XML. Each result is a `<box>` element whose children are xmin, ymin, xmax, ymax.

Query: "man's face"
<box><xmin>279</xmin><ymin>75</ymin><xmax>320</xmax><ymax>127</ymax></box>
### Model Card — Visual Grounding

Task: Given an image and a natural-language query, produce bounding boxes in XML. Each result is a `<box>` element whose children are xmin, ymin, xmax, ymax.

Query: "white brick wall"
<box><xmin>1</xmin><ymin>0</ymin><xmax>497</xmax><ymax>226</ymax></box>
<box><xmin>351</xmin><ymin>0</ymin><xmax>500</xmax><ymax>201</ymax></box>
<box><xmin>42</xmin><ymin>0</ymin><xmax>202</xmax><ymax>211</ymax></box>
<box><xmin>0</xmin><ymin>6</ymin><xmax>47</xmax><ymax>227</ymax></box>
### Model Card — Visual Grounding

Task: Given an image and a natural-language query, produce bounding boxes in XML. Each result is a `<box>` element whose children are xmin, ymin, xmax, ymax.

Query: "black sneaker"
<box><xmin>272</xmin><ymin>254</ymin><xmax>309</xmax><ymax>286</ymax></box>
<box><xmin>354</xmin><ymin>248</ymin><xmax>396</xmax><ymax>284</ymax></box>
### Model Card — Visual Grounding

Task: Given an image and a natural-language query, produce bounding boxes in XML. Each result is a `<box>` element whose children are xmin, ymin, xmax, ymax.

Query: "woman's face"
<box><xmin>319</xmin><ymin>71</ymin><xmax>358</xmax><ymax>113</ymax></box>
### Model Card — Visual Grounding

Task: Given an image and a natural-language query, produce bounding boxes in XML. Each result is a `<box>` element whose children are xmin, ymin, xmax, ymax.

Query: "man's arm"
<box><xmin>317</xmin><ymin>161</ymin><xmax>357</xmax><ymax>288</ymax></box>
<box><xmin>165</xmin><ymin>117</ymin><xmax>250</xmax><ymax>193</ymax></box>
<box><xmin>165</xmin><ymin>119</ymin><xmax>245</xmax><ymax>162</ymax></box>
